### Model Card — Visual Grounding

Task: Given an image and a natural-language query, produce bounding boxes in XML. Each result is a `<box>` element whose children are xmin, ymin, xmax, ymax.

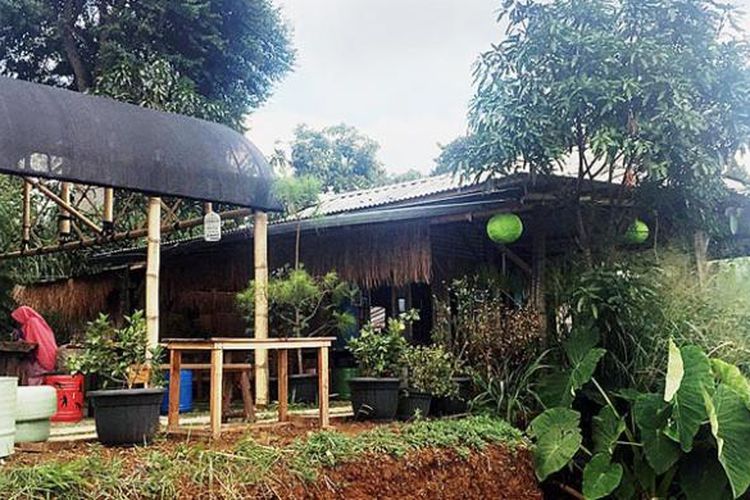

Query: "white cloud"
<box><xmin>245</xmin><ymin>0</ymin><xmax>500</xmax><ymax>174</ymax></box>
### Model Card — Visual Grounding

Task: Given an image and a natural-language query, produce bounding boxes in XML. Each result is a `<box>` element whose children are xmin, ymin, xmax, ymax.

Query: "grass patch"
<box><xmin>0</xmin><ymin>416</ymin><xmax>524</xmax><ymax>499</ymax></box>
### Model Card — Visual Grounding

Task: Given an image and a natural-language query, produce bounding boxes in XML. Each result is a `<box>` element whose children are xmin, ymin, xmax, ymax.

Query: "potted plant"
<box><xmin>398</xmin><ymin>345</ymin><xmax>457</xmax><ymax>420</ymax></box>
<box><xmin>238</xmin><ymin>266</ymin><xmax>356</xmax><ymax>404</ymax></box>
<box><xmin>347</xmin><ymin>310</ymin><xmax>416</xmax><ymax>420</ymax></box>
<box><xmin>66</xmin><ymin>311</ymin><xmax>165</xmax><ymax>446</ymax></box>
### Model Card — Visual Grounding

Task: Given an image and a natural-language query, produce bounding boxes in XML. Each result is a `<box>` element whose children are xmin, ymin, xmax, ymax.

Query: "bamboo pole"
<box><xmin>103</xmin><ymin>187</ymin><xmax>114</xmax><ymax>231</ymax></box>
<box><xmin>59</xmin><ymin>182</ymin><xmax>71</xmax><ymax>238</ymax></box>
<box><xmin>254</xmin><ymin>211</ymin><xmax>269</xmax><ymax>407</ymax></box>
<box><xmin>146</xmin><ymin>197</ymin><xmax>161</xmax><ymax>352</ymax></box>
<box><xmin>25</xmin><ymin>178</ymin><xmax>102</xmax><ymax>234</ymax></box>
<box><xmin>22</xmin><ymin>180</ymin><xmax>31</xmax><ymax>249</ymax></box>
<box><xmin>0</xmin><ymin>208</ymin><xmax>252</xmax><ymax>260</ymax></box>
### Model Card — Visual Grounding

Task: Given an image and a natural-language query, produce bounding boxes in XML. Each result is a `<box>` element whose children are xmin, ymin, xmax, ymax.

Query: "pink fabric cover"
<box><xmin>12</xmin><ymin>306</ymin><xmax>58</xmax><ymax>371</ymax></box>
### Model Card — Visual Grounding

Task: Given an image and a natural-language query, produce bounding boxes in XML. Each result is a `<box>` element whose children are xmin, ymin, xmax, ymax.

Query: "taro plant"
<box><xmin>66</xmin><ymin>311</ymin><xmax>164</xmax><ymax>389</ymax></box>
<box><xmin>347</xmin><ymin>310</ymin><xmax>417</xmax><ymax>378</ymax></box>
<box><xmin>402</xmin><ymin>345</ymin><xmax>458</xmax><ymax>398</ymax></box>
<box><xmin>529</xmin><ymin>325</ymin><xmax>750</xmax><ymax>499</ymax></box>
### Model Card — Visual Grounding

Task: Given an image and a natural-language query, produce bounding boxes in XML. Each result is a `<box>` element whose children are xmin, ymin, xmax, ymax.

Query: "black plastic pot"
<box><xmin>270</xmin><ymin>373</ymin><xmax>319</xmax><ymax>404</ymax></box>
<box><xmin>88</xmin><ymin>388</ymin><xmax>165</xmax><ymax>446</ymax></box>
<box><xmin>349</xmin><ymin>377</ymin><xmax>400</xmax><ymax>420</ymax></box>
<box><xmin>396</xmin><ymin>390</ymin><xmax>432</xmax><ymax>420</ymax></box>
<box><xmin>432</xmin><ymin>377</ymin><xmax>473</xmax><ymax>416</ymax></box>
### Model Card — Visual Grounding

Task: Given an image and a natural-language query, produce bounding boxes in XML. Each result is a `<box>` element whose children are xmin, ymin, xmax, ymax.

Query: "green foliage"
<box><xmin>347</xmin><ymin>310</ymin><xmax>417</xmax><ymax>378</ymax></box>
<box><xmin>65</xmin><ymin>311</ymin><xmax>163</xmax><ymax>389</ymax></box>
<box><xmin>402</xmin><ymin>345</ymin><xmax>458</xmax><ymax>397</ymax></box>
<box><xmin>237</xmin><ymin>267</ymin><xmax>357</xmax><ymax>340</ymax></box>
<box><xmin>529</xmin><ymin>333</ymin><xmax>750</xmax><ymax>499</ymax></box>
<box><xmin>459</xmin><ymin>0</ymin><xmax>750</xmax><ymax>235</ymax></box>
<box><xmin>527</xmin><ymin>407</ymin><xmax>582</xmax><ymax>481</ymax></box>
<box><xmin>271</xmin><ymin>175</ymin><xmax>322</xmax><ymax>220</ymax></box>
<box><xmin>0</xmin><ymin>0</ymin><xmax>294</xmax><ymax>128</ymax></box>
<box><xmin>290</xmin><ymin>123</ymin><xmax>386</xmax><ymax>192</ymax></box>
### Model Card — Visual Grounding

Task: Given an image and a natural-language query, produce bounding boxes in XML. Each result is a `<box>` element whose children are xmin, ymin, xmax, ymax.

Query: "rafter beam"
<box><xmin>25</xmin><ymin>177</ymin><xmax>103</xmax><ymax>235</ymax></box>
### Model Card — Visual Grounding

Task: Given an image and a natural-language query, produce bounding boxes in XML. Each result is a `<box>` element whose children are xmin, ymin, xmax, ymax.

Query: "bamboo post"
<box><xmin>694</xmin><ymin>230</ymin><xmax>709</xmax><ymax>286</ymax></box>
<box><xmin>59</xmin><ymin>182</ymin><xmax>71</xmax><ymax>238</ymax></box>
<box><xmin>146</xmin><ymin>197</ymin><xmax>161</xmax><ymax>351</ymax></box>
<box><xmin>103</xmin><ymin>187</ymin><xmax>114</xmax><ymax>232</ymax></box>
<box><xmin>254</xmin><ymin>211</ymin><xmax>269</xmax><ymax>407</ymax></box>
<box><xmin>22</xmin><ymin>180</ymin><xmax>31</xmax><ymax>250</ymax></box>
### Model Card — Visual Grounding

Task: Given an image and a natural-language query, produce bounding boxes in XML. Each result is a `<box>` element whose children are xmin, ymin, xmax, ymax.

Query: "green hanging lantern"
<box><xmin>625</xmin><ymin>219</ymin><xmax>649</xmax><ymax>244</ymax></box>
<box><xmin>487</xmin><ymin>213</ymin><xmax>523</xmax><ymax>244</ymax></box>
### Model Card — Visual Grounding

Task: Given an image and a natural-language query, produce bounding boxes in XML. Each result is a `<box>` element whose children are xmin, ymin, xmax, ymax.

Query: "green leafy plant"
<box><xmin>66</xmin><ymin>311</ymin><xmax>163</xmax><ymax>389</ymax></box>
<box><xmin>529</xmin><ymin>327</ymin><xmax>750</xmax><ymax>499</ymax></box>
<box><xmin>347</xmin><ymin>310</ymin><xmax>418</xmax><ymax>378</ymax></box>
<box><xmin>402</xmin><ymin>345</ymin><xmax>458</xmax><ymax>397</ymax></box>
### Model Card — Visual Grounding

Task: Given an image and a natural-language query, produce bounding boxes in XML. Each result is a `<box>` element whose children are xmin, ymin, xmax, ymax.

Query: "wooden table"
<box><xmin>163</xmin><ymin>337</ymin><xmax>335</xmax><ymax>438</ymax></box>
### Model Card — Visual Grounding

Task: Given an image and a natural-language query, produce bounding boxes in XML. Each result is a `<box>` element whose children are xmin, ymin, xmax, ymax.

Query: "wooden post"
<box><xmin>210</xmin><ymin>348</ymin><xmax>224</xmax><ymax>438</ymax></box>
<box><xmin>531</xmin><ymin>217</ymin><xmax>547</xmax><ymax>338</ymax></box>
<box><xmin>167</xmin><ymin>349</ymin><xmax>181</xmax><ymax>431</ymax></box>
<box><xmin>21</xmin><ymin>180</ymin><xmax>31</xmax><ymax>249</ymax></box>
<box><xmin>59</xmin><ymin>182</ymin><xmax>71</xmax><ymax>238</ymax></box>
<box><xmin>318</xmin><ymin>346</ymin><xmax>329</xmax><ymax>428</ymax></box>
<box><xmin>277</xmin><ymin>350</ymin><xmax>288</xmax><ymax>422</ymax></box>
<box><xmin>103</xmin><ymin>187</ymin><xmax>114</xmax><ymax>232</ymax></box>
<box><xmin>254</xmin><ymin>211</ymin><xmax>269</xmax><ymax>406</ymax></box>
<box><xmin>146</xmin><ymin>197</ymin><xmax>161</xmax><ymax>351</ymax></box>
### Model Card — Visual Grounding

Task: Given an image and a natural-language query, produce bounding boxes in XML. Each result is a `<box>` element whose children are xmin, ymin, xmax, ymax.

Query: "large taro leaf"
<box><xmin>708</xmin><ymin>384</ymin><xmax>750</xmax><ymax>498</ymax></box>
<box><xmin>583</xmin><ymin>452</ymin><xmax>623</xmax><ymax>500</ymax></box>
<box><xmin>528</xmin><ymin>408</ymin><xmax>582</xmax><ymax>481</ymax></box>
<box><xmin>537</xmin><ymin>327</ymin><xmax>606</xmax><ymax>408</ymax></box>
<box><xmin>634</xmin><ymin>393</ymin><xmax>681</xmax><ymax>475</ymax></box>
<box><xmin>669</xmin><ymin>345</ymin><xmax>713</xmax><ymax>452</ymax></box>
<box><xmin>711</xmin><ymin>359</ymin><xmax>750</xmax><ymax>409</ymax></box>
<box><xmin>593</xmin><ymin>405</ymin><xmax>626</xmax><ymax>455</ymax></box>
<box><xmin>664</xmin><ymin>339</ymin><xmax>684</xmax><ymax>403</ymax></box>
<box><xmin>678</xmin><ymin>446</ymin><xmax>731</xmax><ymax>500</ymax></box>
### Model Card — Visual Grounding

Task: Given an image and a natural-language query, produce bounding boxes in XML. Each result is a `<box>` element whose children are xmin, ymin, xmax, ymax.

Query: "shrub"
<box><xmin>347</xmin><ymin>310</ymin><xmax>417</xmax><ymax>378</ymax></box>
<box><xmin>402</xmin><ymin>345</ymin><xmax>458</xmax><ymax>397</ymax></box>
<box><xmin>65</xmin><ymin>311</ymin><xmax>163</xmax><ymax>388</ymax></box>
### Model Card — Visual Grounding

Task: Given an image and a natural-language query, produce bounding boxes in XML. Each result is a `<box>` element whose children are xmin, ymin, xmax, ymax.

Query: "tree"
<box><xmin>290</xmin><ymin>124</ymin><xmax>385</xmax><ymax>192</ymax></box>
<box><xmin>433</xmin><ymin>136</ymin><xmax>473</xmax><ymax>175</ymax></box>
<box><xmin>272</xmin><ymin>175</ymin><xmax>322</xmax><ymax>267</ymax></box>
<box><xmin>457</xmin><ymin>0</ymin><xmax>750</xmax><ymax>255</ymax></box>
<box><xmin>0</xmin><ymin>0</ymin><xmax>294</xmax><ymax>129</ymax></box>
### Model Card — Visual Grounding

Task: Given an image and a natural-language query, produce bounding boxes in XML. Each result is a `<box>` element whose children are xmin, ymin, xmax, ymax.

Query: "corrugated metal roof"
<box><xmin>295</xmin><ymin>174</ymin><xmax>467</xmax><ymax>219</ymax></box>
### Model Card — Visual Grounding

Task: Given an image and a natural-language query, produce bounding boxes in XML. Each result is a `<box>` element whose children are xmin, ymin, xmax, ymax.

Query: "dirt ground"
<box><xmin>6</xmin><ymin>419</ymin><xmax>542</xmax><ymax>499</ymax></box>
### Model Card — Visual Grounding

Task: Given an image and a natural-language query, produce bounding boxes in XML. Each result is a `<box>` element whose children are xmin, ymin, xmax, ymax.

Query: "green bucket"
<box><xmin>332</xmin><ymin>368</ymin><xmax>358</xmax><ymax>400</ymax></box>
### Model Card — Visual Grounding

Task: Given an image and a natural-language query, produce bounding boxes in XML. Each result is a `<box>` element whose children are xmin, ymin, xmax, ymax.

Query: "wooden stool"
<box><xmin>221</xmin><ymin>351</ymin><xmax>255</xmax><ymax>423</ymax></box>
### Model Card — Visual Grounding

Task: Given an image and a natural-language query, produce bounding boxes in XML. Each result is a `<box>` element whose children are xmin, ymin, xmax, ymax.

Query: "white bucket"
<box><xmin>0</xmin><ymin>376</ymin><xmax>18</xmax><ymax>457</ymax></box>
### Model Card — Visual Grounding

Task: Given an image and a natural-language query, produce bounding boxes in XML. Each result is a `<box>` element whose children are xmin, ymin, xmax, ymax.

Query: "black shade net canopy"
<box><xmin>0</xmin><ymin>76</ymin><xmax>280</xmax><ymax>210</ymax></box>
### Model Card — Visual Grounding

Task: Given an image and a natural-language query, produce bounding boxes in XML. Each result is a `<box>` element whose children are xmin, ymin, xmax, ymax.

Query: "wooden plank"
<box><xmin>240</xmin><ymin>369</ymin><xmax>255</xmax><ymax>422</ymax></box>
<box><xmin>210</xmin><ymin>348</ymin><xmax>223</xmax><ymax>439</ymax></box>
<box><xmin>277</xmin><ymin>350</ymin><xmax>288</xmax><ymax>422</ymax></box>
<box><xmin>167</xmin><ymin>349</ymin><xmax>181</xmax><ymax>430</ymax></box>
<box><xmin>318</xmin><ymin>347</ymin><xmax>330</xmax><ymax>428</ymax></box>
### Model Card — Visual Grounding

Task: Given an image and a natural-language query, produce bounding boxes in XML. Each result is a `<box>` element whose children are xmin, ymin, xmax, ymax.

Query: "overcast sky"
<box><xmin>246</xmin><ymin>0</ymin><xmax>750</xmax><ymax>176</ymax></box>
<box><xmin>245</xmin><ymin>0</ymin><xmax>501</xmax><ymax>175</ymax></box>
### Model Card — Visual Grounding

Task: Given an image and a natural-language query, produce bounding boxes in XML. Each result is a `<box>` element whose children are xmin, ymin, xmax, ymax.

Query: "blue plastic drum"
<box><xmin>160</xmin><ymin>370</ymin><xmax>194</xmax><ymax>415</ymax></box>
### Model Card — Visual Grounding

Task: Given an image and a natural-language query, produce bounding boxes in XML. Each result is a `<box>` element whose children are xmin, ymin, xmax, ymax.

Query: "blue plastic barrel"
<box><xmin>160</xmin><ymin>370</ymin><xmax>194</xmax><ymax>415</ymax></box>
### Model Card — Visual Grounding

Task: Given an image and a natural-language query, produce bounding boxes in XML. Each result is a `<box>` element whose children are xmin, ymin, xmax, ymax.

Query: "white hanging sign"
<box><xmin>204</xmin><ymin>211</ymin><xmax>222</xmax><ymax>242</ymax></box>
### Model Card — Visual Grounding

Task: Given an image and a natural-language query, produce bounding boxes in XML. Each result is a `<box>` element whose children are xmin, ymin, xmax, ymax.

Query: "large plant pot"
<box><xmin>0</xmin><ymin>377</ymin><xmax>17</xmax><ymax>457</ymax></box>
<box><xmin>432</xmin><ymin>377</ymin><xmax>473</xmax><ymax>416</ymax></box>
<box><xmin>396</xmin><ymin>390</ymin><xmax>432</xmax><ymax>421</ymax></box>
<box><xmin>16</xmin><ymin>386</ymin><xmax>57</xmax><ymax>443</ymax></box>
<box><xmin>270</xmin><ymin>373</ymin><xmax>319</xmax><ymax>404</ymax></box>
<box><xmin>88</xmin><ymin>388</ymin><xmax>165</xmax><ymax>446</ymax></box>
<box><xmin>349</xmin><ymin>377</ymin><xmax>400</xmax><ymax>420</ymax></box>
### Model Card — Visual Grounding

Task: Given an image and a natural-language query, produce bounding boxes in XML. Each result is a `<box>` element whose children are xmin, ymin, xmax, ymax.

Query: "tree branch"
<box><xmin>61</xmin><ymin>0</ymin><xmax>91</xmax><ymax>91</ymax></box>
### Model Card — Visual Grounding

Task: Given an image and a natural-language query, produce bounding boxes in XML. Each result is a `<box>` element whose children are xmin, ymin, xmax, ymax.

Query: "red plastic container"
<box><xmin>44</xmin><ymin>374</ymin><xmax>85</xmax><ymax>423</ymax></box>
